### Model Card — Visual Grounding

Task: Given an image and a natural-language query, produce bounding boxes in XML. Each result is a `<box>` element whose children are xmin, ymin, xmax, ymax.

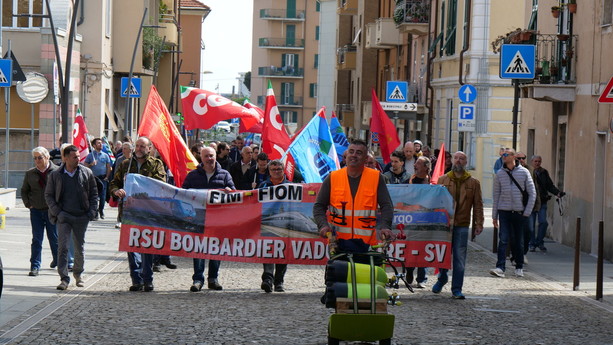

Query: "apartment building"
<box><xmin>251</xmin><ymin>0</ymin><xmax>320</xmax><ymax>134</ymax></box>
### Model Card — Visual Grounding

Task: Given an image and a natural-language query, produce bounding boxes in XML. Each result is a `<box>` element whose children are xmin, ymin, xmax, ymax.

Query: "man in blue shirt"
<box><xmin>84</xmin><ymin>138</ymin><xmax>111</xmax><ymax>220</ymax></box>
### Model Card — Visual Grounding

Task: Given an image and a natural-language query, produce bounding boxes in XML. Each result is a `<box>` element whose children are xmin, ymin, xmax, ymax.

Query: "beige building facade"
<box><xmin>251</xmin><ymin>0</ymin><xmax>320</xmax><ymax>134</ymax></box>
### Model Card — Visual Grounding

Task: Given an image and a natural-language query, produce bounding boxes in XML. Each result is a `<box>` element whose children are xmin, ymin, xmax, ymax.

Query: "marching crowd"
<box><xmin>20</xmin><ymin>135</ymin><xmax>563</xmax><ymax>299</ymax></box>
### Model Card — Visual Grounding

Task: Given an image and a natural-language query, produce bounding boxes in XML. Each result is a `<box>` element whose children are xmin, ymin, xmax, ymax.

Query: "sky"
<box><xmin>200</xmin><ymin>0</ymin><xmax>253</xmax><ymax>95</ymax></box>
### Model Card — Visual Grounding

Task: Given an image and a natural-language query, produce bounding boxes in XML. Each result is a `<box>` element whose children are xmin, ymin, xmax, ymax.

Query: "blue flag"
<box><xmin>287</xmin><ymin>110</ymin><xmax>339</xmax><ymax>183</ymax></box>
<box><xmin>329</xmin><ymin>113</ymin><xmax>349</xmax><ymax>163</ymax></box>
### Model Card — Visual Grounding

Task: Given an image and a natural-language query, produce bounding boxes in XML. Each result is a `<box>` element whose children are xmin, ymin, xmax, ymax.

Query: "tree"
<box><xmin>243</xmin><ymin>71</ymin><xmax>251</xmax><ymax>91</ymax></box>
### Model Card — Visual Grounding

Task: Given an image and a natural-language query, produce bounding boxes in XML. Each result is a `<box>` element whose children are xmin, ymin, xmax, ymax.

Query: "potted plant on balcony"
<box><xmin>557</xmin><ymin>34</ymin><xmax>570</xmax><ymax>41</ymax></box>
<box><xmin>567</xmin><ymin>0</ymin><xmax>577</xmax><ymax>13</ymax></box>
<box><xmin>551</xmin><ymin>6</ymin><xmax>561</xmax><ymax>18</ymax></box>
<box><xmin>549</xmin><ymin>64</ymin><xmax>559</xmax><ymax>77</ymax></box>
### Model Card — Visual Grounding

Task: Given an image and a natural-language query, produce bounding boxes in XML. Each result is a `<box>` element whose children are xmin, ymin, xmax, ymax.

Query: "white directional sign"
<box><xmin>458</xmin><ymin>104</ymin><xmax>476</xmax><ymax>132</ymax></box>
<box><xmin>380</xmin><ymin>102</ymin><xmax>417</xmax><ymax>111</ymax></box>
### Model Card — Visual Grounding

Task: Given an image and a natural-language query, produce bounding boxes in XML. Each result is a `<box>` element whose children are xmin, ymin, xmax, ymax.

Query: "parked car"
<box><xmin>213</xmin><ymin>121</ymin><xmax>231</xmax><ymax>132</ymax></box>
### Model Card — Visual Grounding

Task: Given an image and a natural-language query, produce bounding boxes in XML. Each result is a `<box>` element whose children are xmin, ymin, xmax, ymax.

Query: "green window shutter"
<box><xmin>294</xmin><ymin>54</ymin><xmax>299</xmax><ymax>69</ymax></box>
<box><xmin>287</xmin><ymin>0</ymin><xmax>296</xmax><ymax>18</ymax></box>
<box><xmin>314</xmin><ymin>54</ymin><xmax>319</xmax><ymax>69</ymax></box>
<box><xmin>315</xmin><ymin>26</ymin><xmax>320</xmax><ymax>40</ymax></box>
<box><xmin>281</xmin><ymin>54</ymin><xmax>287</xmax><ymax>67</ymax></box>
<box><xmin>316</xmin><ymin>2</ymin><xmax>320</xmax><ymax>12</ymax></box>
<box><xmin>428</xmin><ymin>32</ymin><xmax>443</xmax><ymax>53</ymax></box>
<box><xmin>309</xmin><ymin>83</ymin><xmax>314</xmax><ymax>98</ymax></box>
<box><xmin>281</xmin><ymin>83</ymin><xmax>286</xmax><ymax>103</ymax></box>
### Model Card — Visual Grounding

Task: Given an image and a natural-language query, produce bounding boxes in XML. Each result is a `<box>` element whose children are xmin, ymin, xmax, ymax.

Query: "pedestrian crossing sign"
<box><xmin>0</xmin><ymin>59</ymin><xmax>13</xmax><ymax>87</ymax></box>
<box><xmin>500</xmin><ymin>44</ymin><xmax>535</xmax><ymax>79</ymax></box>
<box><xmin>121</xmin><ymin>77</ymin><xmax>142</xmax><ymax>98</ymax></box>
<box><xmin>386</xmin><ymin>81</ymin><xmax>408</xmax><ymax>102</ymax></box>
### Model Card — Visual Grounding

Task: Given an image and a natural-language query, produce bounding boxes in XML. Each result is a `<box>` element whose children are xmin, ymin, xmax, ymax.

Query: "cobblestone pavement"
<box><xmin>2</xmin><ymin>244</ymin><xmax>613</xmax><ymax>345</ymax></box>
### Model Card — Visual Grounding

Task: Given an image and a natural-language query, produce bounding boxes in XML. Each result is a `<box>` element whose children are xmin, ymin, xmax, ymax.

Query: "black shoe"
<box><xmin>190</xmin><ymin>282</ymin><xmax>203</xmax><ymax>292</ymax></box>
<box><xmin>144</xmin><ymin>283</ymin><xmax>154</xmax><ymax>292</ymax></box>
<box><xmin>162</xmin><ymin>261</ymin><xmax>177</xmax><ymax>269</ymax></box>
<box><xmin>129</xmin><ymin>284</ymin><xmax>144</xmax><ymax>292</ymax></box>
<box><xmin>274</xmin><ymin>284</ymin><xmax>285</xmax><ymax>292</ymax></box>
<box><xmin>99</xmin><ymin>210</ymin><xmax>105</xmax><ymax>219</ymax></box>
<box><xmin>208</xmin><ymin>280</ymin><xmax>223</xmax><ymax>290</ymax></box>
<box><xmin>50</xmin><ymin>260</ymin><xmax>57</xmax><ymax>269</ymax></box>
<box><xmin>152</xmin><ymin>264</ymin><xmax>161</xmax><ymax>272</ymax></box>
<box><xmin>28</xmin><ymin>269</ymin><xmax>39</xmax><ymax>276</ymax></box>
<box><xmin>261</xmin><ymin>281</ymin><xmax>272</xmax><ymax>293</ymax></box>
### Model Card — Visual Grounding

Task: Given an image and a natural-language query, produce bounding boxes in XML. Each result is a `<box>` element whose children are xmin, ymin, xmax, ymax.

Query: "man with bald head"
<box><xmin>403</xmin><ymin>141</ymin><xmax>417</xmax><ymax>176</ymax></box>
<box><xmin>229</xmin><ymin>146</ymin><xmax>256</xmax><ymax>190</ymax></box>
<box><xmin>432</xmin><ymin>151</ymin><xmax>484</xmax><ymax>299</ymax></box>
<box><xmin>182</xmin><ymin>146</ymin><xmax>235</xmax><ymax>292</ymax></box>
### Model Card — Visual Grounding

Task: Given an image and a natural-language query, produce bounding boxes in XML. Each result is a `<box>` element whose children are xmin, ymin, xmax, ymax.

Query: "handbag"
<box><xmin>504</xmin><ymin>170</ymin><xmax>529</xmax><ymax>208</ymax></box>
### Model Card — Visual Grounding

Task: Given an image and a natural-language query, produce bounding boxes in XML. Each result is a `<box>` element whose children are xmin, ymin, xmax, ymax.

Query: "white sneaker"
<box><xmin>515</xmin><ymin>269</ymin><xmax>524</xmax><ymax>277</ymax></box>
<box><xmin>115</xmin><ymin>223</ymin><xmax>121</xmax><ymax>229</ymax></box>
<box><xmin>415</xmin><ymin>282</ymin><xmax>426</xmax><ymax>289</ymax></box>
<box><xmin>489</xmin><ymin>268</ymin><xmax>505</xmax><ymax>278</ymax></box>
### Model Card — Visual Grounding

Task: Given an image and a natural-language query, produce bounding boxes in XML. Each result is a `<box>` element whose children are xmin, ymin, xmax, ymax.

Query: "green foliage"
<box><xmin>243</xmin><ymin>71</ymin><xmax>251</xmax><ymax>92</ymax></box>
<box><xmin>142</xmin><ymin>27</ymin><xmax>169</xmax><ymax>70</ymax></box>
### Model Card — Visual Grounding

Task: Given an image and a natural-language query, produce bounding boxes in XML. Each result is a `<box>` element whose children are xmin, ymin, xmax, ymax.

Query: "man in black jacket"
<box><xmin>229</xmin><ymin>146</ymin><xmax>255</xmax><ymax>190</ymax></box>
<box><xmin>529</xmin><ymin>155</ymin><xmax>564</xmax><ymax>252</ymax></box>
<box><xmin>183</xmin><ymin>147</ymin><xmax>235</xmax><ymax>292</ymax></box>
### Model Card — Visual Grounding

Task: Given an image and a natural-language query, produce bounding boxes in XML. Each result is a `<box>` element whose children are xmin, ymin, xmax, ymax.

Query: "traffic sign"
<box><xmin>2</xmin><ymin>51</ymin><xmax>26</xmax><ymax>82</ymax></box>
<box><xmin>500</xmin><ymin>44</ymin><xmax>535</xmax><ymax>79</ymax></box>
<box><xmin>458</xmin><ymin>84</ymin><xmax>477</xmax><ymax>103</ymax></box>
<box><xmin>598</xmin><ymin>76</ymin><xmax>613</xmax><ymax>103</ymax></box>
<box><xmin>458</xmin><ymin>104</ymin><xmax>476</xmax><ymax>132</ymax></box>
<box><xmin>121</xmin><ymin>77</ymin><xmax>142</xmax><ymax>98</ymax></box>
<box><xmin>386</xmin><ymin>81</ymin><xmax>408</xmax><ymax>102</ymax></box>
<box><xmin>380</xmin><ymin>102</ymin><xmax>417</xmax><ymax>111</ymax></box>
<box><xmin>0</xmin><ymin>59</ymin><xmax>13</xmax><ymax>87</ymax></box>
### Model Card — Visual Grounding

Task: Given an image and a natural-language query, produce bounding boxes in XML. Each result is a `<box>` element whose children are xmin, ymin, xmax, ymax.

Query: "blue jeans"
<box><xmin>29</xmin><ymin>208</ymin><xmax>58</xmax><ymax>270</ymax></box>
<box><xmin>127</xmin><ymin>252</ymin><xmax>154</xmax><ymax>284</ymax></box>
<box><xmin>437</xmin><ymin>226</ymin><xmax>469</xmax><ymax>294</ymax></box>
<box><xmin>496</xmin><ymin>211</ymin><xmax>527</xmax><ymax>271</ymax></box>
<box><xmin>529</xmin><ymin>203</ymin><xmax>548</xmax><ymax>248</ymax></box>
<box><xmin>192</xmin><ymin>259</ymin><xmax>220</xmax><ymax>283</ymax></box>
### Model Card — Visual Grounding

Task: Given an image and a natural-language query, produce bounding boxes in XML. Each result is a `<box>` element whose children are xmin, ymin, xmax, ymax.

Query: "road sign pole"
<box><xmin>4</xmin><ymin>41</ymin><xmax>10</xmax><ymax>188</ymax></box>
<box><xmin>512</xmin><ymin>79</ymin><xmax>520</xmax><ymax>150</ymax></box>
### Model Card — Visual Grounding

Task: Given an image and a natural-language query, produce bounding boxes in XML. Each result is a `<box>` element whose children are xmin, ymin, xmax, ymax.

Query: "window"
<box><xmin>604</xmin><ymin>0</ymin><xmax>613</xmax><ymax>25</ymax></box>
<box><xmin>281</xmin><ymin>111</ymin><xmax>298</xmax><ymax>124</ymax></box>
<box><xmin>314</xmin><ymin>54</ymin><xmax>319</xmax><ymax>69</ymax></box>
<box><xmin>281</xmin><ymin>82</ymin><xmax>295</xmax><ymax>104</ymax></box>
<box><xmin>286</xmin><ymin>25</ymin><xmax>296</xmax><ymax>46</ymax></box>
<box><xmin>3</xmin><ymin>0</ymin><xmax>44</xmax><ymax>28</ymax></box>
<box><xmin>309</xmin><ymin>83</ymin><xmax>317</xmax><ymax>98</ymax></box>
<box><xmin>315</xmin><ymin>26</ymin><xmax>320</xmax><ymax>40</ymax></box>
<box><xmin>106</xmin><ymin>0</ymin><xmax>112</xmax><ymax>37</ymax></box>
<box><xmin>316</xmin><ymin>1</ymin><xmax>320</xmax><ymax>12</ymax></box>
<box><xmin>443</xmin><ymin>0</ymin><xmax>457</xmax><ymax>55</ymax></box>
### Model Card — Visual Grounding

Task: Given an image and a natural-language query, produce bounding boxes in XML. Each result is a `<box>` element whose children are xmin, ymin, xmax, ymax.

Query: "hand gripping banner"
<box><xmin>118</xmin><ymin>175</ymin><xmax>454</xmax><ymax>269</ymax></box>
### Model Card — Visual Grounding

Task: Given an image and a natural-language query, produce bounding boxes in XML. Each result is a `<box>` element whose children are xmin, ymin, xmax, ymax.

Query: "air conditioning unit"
<box><xmin>375</xmin><ymin>18</ymin><xmax>402</xmax><ymax>46</ymax></box>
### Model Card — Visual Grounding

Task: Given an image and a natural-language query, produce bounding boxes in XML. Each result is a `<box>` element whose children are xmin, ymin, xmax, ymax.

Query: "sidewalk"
<box><xmin>473</xmin><ymin>207</ymin><xmax>613</xmax><ymax>309</ymax></box>
<box><xmin>0</xmin><ymin>200</ymin><xmax>122</xmax><ymax>330</ymax></box>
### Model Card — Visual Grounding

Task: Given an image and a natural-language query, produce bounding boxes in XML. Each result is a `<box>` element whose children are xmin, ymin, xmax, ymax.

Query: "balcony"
<box><xmin>279</xmin><ymin>97</ymin><xmax>304</xmax><ymax>107</ymax></box>
<box><xmin>260</xmin><ymin>8</ymin><xmax>305</xmax><ymax>21</ymax></box>
<box><xmin>337</xmin><ymin>0</ymin><xmax>357</xmax><ymax>15</ymax></box>
<box><xmin>258</xmin><ymin>66</ymin><xmax>304</xmax><ymax>78</ymax></box>
<box><xmin>259</xmin><ymin>37</ymin><xmax>305</xmax><ymax>49</ymax></box>
<box><xmin>336</xmin><ymin>104</ymin><xmax>355</xmax><ymax>127</ymax></box>
<box><xmin>337</xmin><ymin>45</ymin><xmax>357</xmax><ymax>70</ymax></box>
<box><xmin>394</xmin><ymin>0</ymin><xmax>430</xmax><ymax>36</ymax></box>
<box><xmin>519</xmin><ymin>33</ymin><xmax>577</xmax><ymax>102</ymax></box>
<box><xmin>365</xmin><ymin>18</ymin><xmax>402</xmax><ymax>49</ymax></box>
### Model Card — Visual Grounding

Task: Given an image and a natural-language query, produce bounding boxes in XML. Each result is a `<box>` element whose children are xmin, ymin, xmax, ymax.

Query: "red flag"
<box><xmin>431</xmin><ymin>143</ymin><xmax>446</xmax><ymax>184</ymax></box>
<box><xmin>261</xmin><ymin>80</ymin><xmax>291</xmax><ymax>160</ymax></box>
<box><xmin>240</xmin><ymin>102</ymin><xmax>264</xmax><ymax>133</ymax></box>
<box><xmin>180</xmin><ymin>86</ymin><xmax>260</xmax><ymax>131</ymax></box>
<box><xmin>72</xmin><ymin>109</ymin><xmax>90</xmax><ymax>162</ymax></box>
<box><xmin>370</xmin><ymin>89</ymin><xmax>400</xmax><ymax>164</ymax></box>
<box><xmin>139</xmin><ymin>85</ymin><xmax>198</xmax><ymax>187</ymax></box>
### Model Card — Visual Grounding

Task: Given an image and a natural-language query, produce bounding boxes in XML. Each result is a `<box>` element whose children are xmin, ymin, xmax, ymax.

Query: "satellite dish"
<box><xmin>16</xmin><ymin>72</ymin><xmax>49</xmax><ymax>104</ymax></box>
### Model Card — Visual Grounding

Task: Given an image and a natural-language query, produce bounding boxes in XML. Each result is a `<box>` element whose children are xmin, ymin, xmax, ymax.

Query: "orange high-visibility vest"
<box><xmin>327</xmin><ymin>167</ymin><xmax>380</xmax><ymax>245</ymax></box>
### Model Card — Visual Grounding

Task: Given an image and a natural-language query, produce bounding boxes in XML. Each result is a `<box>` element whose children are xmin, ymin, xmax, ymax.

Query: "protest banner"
<box><xmin>118</xmin><ymin>175</ymin><xmax>454</xmax><ymax>269</ymax></box>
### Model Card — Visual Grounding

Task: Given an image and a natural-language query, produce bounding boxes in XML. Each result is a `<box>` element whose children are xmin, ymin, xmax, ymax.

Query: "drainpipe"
<box><xmin>425</xmin><ymin>0</ymin><xmax>439</xmax><ymax>145</ymax></box>
<box><xmin>458</xmin><ymin>0</ymin><xmax>471</xmax><ymax>85</ymax></box>
<box><xmin>77</xmin><ymin>0</ymin><xmax>85</xmax><ymax>26</ymax></box>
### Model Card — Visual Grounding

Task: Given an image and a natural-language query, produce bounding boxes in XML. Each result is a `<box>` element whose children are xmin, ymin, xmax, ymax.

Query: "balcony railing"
<box><xmin>394</xmin><ymin>0</ymin><xmax>430</xmax><ymax>35</ymax></box>
<box><xmin>279</xmin><ymin>97</ymin><xmax>303</xmax><ymax>107</ymax></box>
<box><xmin>258</xmin><ymin>66</ymin><xmax>304</xmax><ymax>78</ymax></box>
<box><xmin>532</xmin><ymin>33</ymin><xmax>576</xmax><ymax>85</ymax></box>
<box><xmin>259</xmin><ymin>37</ymin><xmax>305</xmax><ymax>49</ymax></box>
<box><xmin>337</xmin><ymin>45</ymin><xmax>357</xmax><ymax>70</ymax></box>
<box><xmin>260</xmin><ymin>8</ymin><xmax>305</xmax><ymax>20</ymax></box>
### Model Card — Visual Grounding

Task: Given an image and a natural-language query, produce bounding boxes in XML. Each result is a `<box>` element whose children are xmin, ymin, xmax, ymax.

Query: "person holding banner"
<box><xmin>433</xmin><ymin>151</ymin><xmax>484</xmax><ymax>299</ymax></box>
<box><xmin>110</xmin><ymin>137</ymin><xmax>166</xmax><ymax>292</ymax></box>
<box><xmin>313</xmin><ymin>139</ymin><xmax>394</xmax><ymax>252</ymax></box>
<box><xmin>246</xmin><ymin>153</ymin><xmax>270</xmax><ymax>189</ymax></box>
<box><xmin>383</xmin><ymin>151</ymin><xmax>411</xmax><ymax>184</ymax></box>
<box><xmin>258</xmin><ymin>159</ymin><xmax>290</xmax><ymax>293</ymax></box>
<box><xmin>182</xmin><ymin>146</ymin><xmax>236</xmax><ymax>292</ymax></box>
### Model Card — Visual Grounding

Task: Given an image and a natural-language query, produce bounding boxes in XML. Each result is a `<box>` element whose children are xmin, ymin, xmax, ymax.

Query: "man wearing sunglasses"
<box><xmin>490</xmin><ymin>148</ymin><xmax>536</xmax><ymax>278</ymax></box>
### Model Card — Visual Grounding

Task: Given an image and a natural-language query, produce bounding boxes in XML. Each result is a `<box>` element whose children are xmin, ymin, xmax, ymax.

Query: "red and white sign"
<box><xmin>598</xmin><ymin>76</ymin><xmax>613</xmax><ymax>103</ymax></box>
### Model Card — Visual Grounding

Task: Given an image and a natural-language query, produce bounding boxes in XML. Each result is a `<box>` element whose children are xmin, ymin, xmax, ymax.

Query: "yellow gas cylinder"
<box><xmin>0</xmin><ymin>202</ymin><xmax>5</xmax><ymax>229</ymax></box>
